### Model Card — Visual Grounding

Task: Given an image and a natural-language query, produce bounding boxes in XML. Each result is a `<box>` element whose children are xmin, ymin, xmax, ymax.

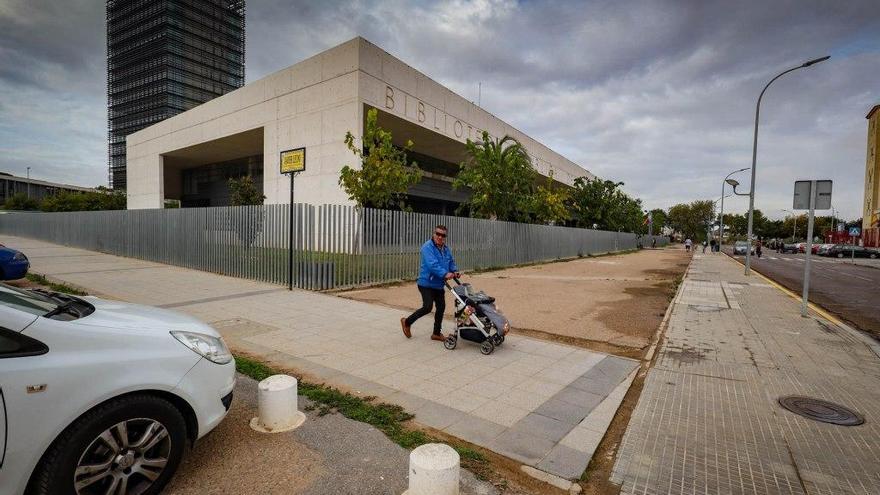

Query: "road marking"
<box><xmin>848</xmin><ymin>272</ymin><xmax>873</xmax><ymax>282</ymax></box>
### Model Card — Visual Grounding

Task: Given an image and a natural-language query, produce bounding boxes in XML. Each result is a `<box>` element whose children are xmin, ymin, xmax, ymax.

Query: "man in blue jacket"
<box><xmin>401</xmin><ymin>224</ymin><xmax>459</xmax><ymax>341</ymax></box>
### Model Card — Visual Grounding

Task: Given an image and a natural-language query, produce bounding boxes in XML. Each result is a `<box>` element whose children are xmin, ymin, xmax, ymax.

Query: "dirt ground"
<box><xmin>340</xmin><ymin>247</ymin><xmax>689</xmax><ymax>357</ymax></box>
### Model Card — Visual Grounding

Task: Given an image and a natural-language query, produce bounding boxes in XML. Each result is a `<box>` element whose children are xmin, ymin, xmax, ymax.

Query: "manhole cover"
<box><xmin>778</xmin><ymin>396</ymin><xmax>865</xmax><ymax>426</ymax></box>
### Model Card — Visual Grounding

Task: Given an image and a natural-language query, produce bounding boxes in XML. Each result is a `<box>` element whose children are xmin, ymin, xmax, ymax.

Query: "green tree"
<box><xmin>339</xmin><ymin>107</ymin><xmax>421</xmax><ymax>210</ymax></box>
<box><xmin>608</xmin><ymin>193</ymin><xmax>644</xmax><ymax>233</ymax></box>
<box><xmin>4</xmin><ymin>192</ymin><xmax>40</xmax><ymax>210</ymax></box>
<box><xmin>39</xmin><ymin>187</ymin><xmax>126</xmax><ymax>212</ymax></box>
<box><xmin>648</xmin><ymin>208</ymin><xmax>668</xmax><ymax>234</ymax></box>
<box><xmin>530</xmin><ymin>172</ymin><xmax>570</xmax><ymax>225</ymax></box>
<box><xmin>454</xmin><ymin>131</ymin><xmax>535</xmax><ymax>221</ymax></box>
<box><xmin>228</xmin><ymin>175</ymin><xmax>265</xmax><ymax>206</ymax></box>
<box><xmin>722</xmin><ymin>213</ymin><xmax>748</xmax><ymax>239</ymax></box>
<box><xmin>668</xmin><ymin>200</ymin><xmax>715</xmax><ymax>241</ymax></box>
<box><xmin>568</xmin><ymin>177</ymin><xmax>644</xmax><ymax>232</ymax></box>
<box><xmin>568</xmin><ymin>178</ymin><xmax>621</xmax><ymax>229</ymax></box>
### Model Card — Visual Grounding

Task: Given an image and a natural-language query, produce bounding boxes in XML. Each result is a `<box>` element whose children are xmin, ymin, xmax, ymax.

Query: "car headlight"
<box><xmin>12</xmin><ymin>252</ymin><xmax>27</xmax><ymax>261</ymax></box>
<box><xmin>171</xmin><ymin>331</ymin><xmax>233</xmax><ymax>364</ymax></box>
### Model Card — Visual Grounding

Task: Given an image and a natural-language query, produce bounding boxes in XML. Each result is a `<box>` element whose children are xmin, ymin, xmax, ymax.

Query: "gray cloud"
<box><xmin>0</xmin><ymin>0</ymin><xmax>877</xmax><ymax>219</ymax></box>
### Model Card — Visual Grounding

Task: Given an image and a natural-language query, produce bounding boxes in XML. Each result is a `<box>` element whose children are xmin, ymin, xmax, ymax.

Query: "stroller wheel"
<box><xmin>444</xmin><ymin>335</ymin><xmax>457</xmax><ymax>350</ymax></box>
<box><xmin>480</xmin><ymin>339</ymin><xmax>495</xmax><ymax>355</ymax></box>
<box><xmin>492</xmin><ymin>334</ymin><xmax>504</xmax><ymax>346</ymax></box>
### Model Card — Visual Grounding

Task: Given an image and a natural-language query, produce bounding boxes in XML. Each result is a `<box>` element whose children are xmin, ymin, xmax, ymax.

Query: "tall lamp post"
<box><xmin>830</xmin><ymin>204</ymin><xmax>838</xmax><ymax>241</ymax></box>
<box><xmin>712</xmin><ymin>194</ymin><xmax>732</xmax><ymax>246</ymax></box>
<box><xmin>742</xmin><ymin>55</ymin><xmax>830</xmax><ymax>276</ymax></box>
<box><xmin>26</xmin><ymin>166</ymin><xmax>31</xmax><ymax>200</ymax></box>
<box><xmin>781</xmin><ymin>209</ymin><xmax>797</xmax><ymax>240</ymax></box>
<box><xmin>719</xmin><ymin>167</ymin><xmax>749</xmax><ymax>248</ymax></box>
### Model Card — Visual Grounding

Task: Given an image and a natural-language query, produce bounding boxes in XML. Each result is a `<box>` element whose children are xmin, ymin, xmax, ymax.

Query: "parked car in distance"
<box><xmin>826</xmin><ymin>245</ymin><xmax>879</xmax><ymax>259</ymax></box>
<box><xmin>778</xmin><ymin>243</ymin><xmax>800</xmax><ymax>254</ymax></box>
<box><xmin>733</xmin><ymin>241</ymin><xmax>755</xmax><ymax>255</ymax></box>
<box><xmin>0</xmin><ymin>245</ymin><xmax>29</xmax><ymax>280</ymax></box>
<box><xmin>816</xmin><ymin>244</ymin><xmax>836</xmax><ymax>256</ymax></box>
<box><xmin>0</xmin><ymin>283</ymin><xmax>235</xmax><ymax>495</ymax></box>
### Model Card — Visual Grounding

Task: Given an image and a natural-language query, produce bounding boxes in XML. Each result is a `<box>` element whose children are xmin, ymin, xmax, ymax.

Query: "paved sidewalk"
<box><xmin>6</xmin><ymin>236</ymin><xmax>638</xmax><ymax>482</ymax></box>
<box><xmin>612</xmin><ymin>252</ymin><xmax>880</xmax><ymax>495</ymax></box>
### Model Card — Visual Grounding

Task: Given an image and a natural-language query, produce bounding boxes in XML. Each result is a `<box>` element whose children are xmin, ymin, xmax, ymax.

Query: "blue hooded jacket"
<box><xmin>417</xmin><ymin>239</ymin><xmax>458</xmax><ymax>289</ymax></box>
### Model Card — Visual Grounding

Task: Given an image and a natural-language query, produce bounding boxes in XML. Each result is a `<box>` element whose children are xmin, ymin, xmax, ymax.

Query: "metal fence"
<box><xmin>0</xmin><ymin>205</ymin><xmax>668</xmax><ymax>290</ymax></box>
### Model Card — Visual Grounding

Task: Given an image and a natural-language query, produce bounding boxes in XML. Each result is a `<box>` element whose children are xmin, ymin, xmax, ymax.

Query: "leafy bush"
<box><xmin>40</xmin><ymin>187</ymin><xmax>126</xmax><ymax>212</ymax></box>
<box><xmin>3</xmin><ymin>192</ymin><xmax>40</xmax><ymax>210</ymax></box>
<box><xmin>228</xmin><ymin>175</ymin><xmax>265</xmax><ymax>206</ymax></box>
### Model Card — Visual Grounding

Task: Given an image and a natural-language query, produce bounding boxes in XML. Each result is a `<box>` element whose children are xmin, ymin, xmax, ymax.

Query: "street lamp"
<box><xmin>26</xmin><ymin>166</ymin><xmax>31</xmax><ymax>200</ymax></box>
<box><xmin>830</xmin><ymin>204</ymin><xmax>838</xmax><ymax>239</ymax></box>
<box><xmin>743</xmin><ymin>55</ymin><xmax>830</xmax><ymax>276</ymax></box>
<box><xmin>781</xmin><ymin>208</ymin><xmax>797</xmax><ymax>240</ymax></box>
<box><xmin>711</xmin><ymin>194</ymin><xmax>732</xmax><ymax>246</ymax></box>
<box><xmin>719</xmin><ymin>167</ymin><xmax>750</xmax><ymax>248</ymax></box>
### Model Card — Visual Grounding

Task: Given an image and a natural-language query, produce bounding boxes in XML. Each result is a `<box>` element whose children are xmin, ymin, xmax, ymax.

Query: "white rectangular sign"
<box><xmin>793</xmin><ymin>180</ymin><xmax>832</xmax><ymax>210</ymax></box>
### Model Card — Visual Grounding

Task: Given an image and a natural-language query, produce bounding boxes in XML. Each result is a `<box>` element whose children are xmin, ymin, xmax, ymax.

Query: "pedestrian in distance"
<box><xmin>756</xmin><ymin>238</ymin><xmax>763</xmax><ymax>259</ymax></box>
<box><xmin>685</xmin><ymin>238</ymin><xmax>692</xmax><ymax>252</ymax></box>
<box><xmin>702</xmin><ymin>240</ymin><xmax>708</xmax><ymax>253</ymax></box>
<box><xmin>652</xmin><ymin>238</ymin><xmax>657</xmax><ymax>249</ymax></box>
<box><xmin>401</xmin><ymin>225</ymin><xmax>460</xmax><ymax>342</ymax></box>
<box><xmin>709</xmin><ymin>238</ymin><xmax>717</xmax><ymax>253</ymax></box>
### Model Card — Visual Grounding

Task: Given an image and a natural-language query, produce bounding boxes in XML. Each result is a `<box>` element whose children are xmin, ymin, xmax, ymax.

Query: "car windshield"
<box><xmin>0</xmin><ymin>283</ymin><xmax>94</xmax><ymax>320</ymax></box>
<box><xmin>0</xmin><ymin>283</ymin><xmax>58</xmax><ymax>315</ymax></box>
<box><xmin>735</xmin><ymin>242</ymin><xmax>748</xmax><ymax>247</ymax></box>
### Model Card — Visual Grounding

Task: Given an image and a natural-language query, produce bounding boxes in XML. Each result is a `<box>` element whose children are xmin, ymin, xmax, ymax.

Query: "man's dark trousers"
<box><xmin>405</xmin><ymin>285</ymin><xmax>445</xmax><ymax>334</ymax></box>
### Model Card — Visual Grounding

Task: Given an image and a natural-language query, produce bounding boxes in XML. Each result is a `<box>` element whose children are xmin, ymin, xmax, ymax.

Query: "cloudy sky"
<box><xmin>1</xmin><ymin>0</ymin><xmax>877</xmax><ymax>219</ymax></box>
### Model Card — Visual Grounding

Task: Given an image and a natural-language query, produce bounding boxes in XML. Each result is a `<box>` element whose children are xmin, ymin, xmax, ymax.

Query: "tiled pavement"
<box><xmin>612</xmin><ymin>252</ymin><xmax>880</xmax><ymax>495</ymax></box>
<box><xmin>6</xmin><ymin>236</ymin><xmax>638</xmax><ymax>480</ymax></box>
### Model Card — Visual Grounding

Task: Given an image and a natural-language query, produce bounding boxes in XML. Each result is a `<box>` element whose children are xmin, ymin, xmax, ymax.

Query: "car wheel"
<box><xmin>837</xmin><ymin>253</ymin><xmax>844</xmax><ymax>258</ymax></box>
<box><xmin>871</xmin><ymin>253</ymin><xmax>877</xmax><ymax>259</ymax></box>
<box><xmin>30</xmin><ymin>394</ymin><xmax>187</xmax><ymax>495</ymax></box>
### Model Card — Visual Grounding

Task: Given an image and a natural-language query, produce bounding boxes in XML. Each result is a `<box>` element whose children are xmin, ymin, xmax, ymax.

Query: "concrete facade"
<box><xmin>126</xmin><ymin>37</ymin><xmax>593</xmax><ymax>209</ymax></box>
<box><xmin>863</xmin><ymin>104</ymin><xmax>879</xmax><ymax>247</ymax></box>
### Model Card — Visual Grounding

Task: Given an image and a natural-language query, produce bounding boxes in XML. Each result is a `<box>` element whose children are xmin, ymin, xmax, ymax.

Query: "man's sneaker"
<box><xmin>430</xmin><ymin>333</ymin><xmax>446</xmax><ymax>342</ymax></box>
<box><xmin>400</xmin><ymin>318</ymin><xmax>411</xmax><ymax>338</ymax></box>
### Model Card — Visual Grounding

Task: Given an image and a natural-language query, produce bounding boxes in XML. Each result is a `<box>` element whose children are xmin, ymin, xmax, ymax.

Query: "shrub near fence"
<box><xmin>0</xmin><ymin>205</ymin><xmax>668</xmax><ymax>290</ymax></box>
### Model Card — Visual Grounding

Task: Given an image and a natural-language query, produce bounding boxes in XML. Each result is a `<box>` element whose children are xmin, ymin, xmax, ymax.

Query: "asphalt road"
<box><xmin>724</xmin><ymin>249</ymin><xmax>880</xmax><ymax>338</ymax></box>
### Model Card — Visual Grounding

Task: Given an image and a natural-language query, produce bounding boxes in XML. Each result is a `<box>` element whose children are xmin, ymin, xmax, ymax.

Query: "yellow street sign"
<box><xmin>280</xmin><ymin>148</ymin><xmax>306</xmax><ymax>174</ymax></box>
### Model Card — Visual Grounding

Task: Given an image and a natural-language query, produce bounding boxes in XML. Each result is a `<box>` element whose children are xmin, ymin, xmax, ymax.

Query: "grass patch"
<box><xmin>25</xmin><ymin>273</ymin><xmax>88</xmax><ymax>296</ymax></box>
<box><xmin>234</xmin><ymin>355</ymin><xmax>487</xmax><ymax>465</ymax></box>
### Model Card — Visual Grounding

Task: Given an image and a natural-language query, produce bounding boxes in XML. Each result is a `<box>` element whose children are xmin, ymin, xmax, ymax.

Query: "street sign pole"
<box><xmin>801</xmin><ymin>181</ymin><xmax>817</xmax><ymax>317</ymax></box>
<box><xmin>280</xmin><ymin>147</ymin><xmax>306</xmax><ymax>291</ymax></box>
<box><xmin>289</xmin><ymin>172</ymin><xmax>294</xmax><ymax>290</ymax></box>
<box><xmin>849</xmin><ymin>227</ymin><xmax>861</xmax><ymax>263</ymax></box>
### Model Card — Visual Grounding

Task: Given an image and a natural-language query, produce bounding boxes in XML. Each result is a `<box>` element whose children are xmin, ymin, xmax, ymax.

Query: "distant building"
<box><xmin>863</xmin><ymin>104</ymin><xmax>879</xmax><ymax>247</ymax></box>
<box><xmin>107</xmin><ymin>0</ymin><xmax>246</xmax><ymax>190</ymax></box>
<box><xmin>125</xmin><ymin>38</ymin><xmax>594</xmax><ymax>211</ymax></box>
<box><xmin>0</xmin><ymin>173</ymin><xmax>95</xmax><ymax>204</ymax></box>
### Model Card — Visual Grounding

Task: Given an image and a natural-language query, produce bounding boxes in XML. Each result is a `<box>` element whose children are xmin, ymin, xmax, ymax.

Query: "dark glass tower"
<box><xmin>107</xmin><ymin>0</ymin><xmax>245</xmax><ymax>190</ymax></box>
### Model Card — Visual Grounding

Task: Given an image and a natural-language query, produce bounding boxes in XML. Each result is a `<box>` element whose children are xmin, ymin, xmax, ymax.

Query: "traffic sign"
<box><xmin>849</xmin><ymin>227</ymin><xmax>861</xmax><ymax>237</ymax></box>
<box><xmin>793</xmin><ymin>180</ymin><xmax>832</xmax><ymax>210</ymax></box>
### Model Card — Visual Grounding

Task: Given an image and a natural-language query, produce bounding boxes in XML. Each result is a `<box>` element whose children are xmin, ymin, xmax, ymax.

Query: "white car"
<box><xmin>0</xmin><ymin>283</ymin><xmax>235</xmax><ymax>495</ymax></box>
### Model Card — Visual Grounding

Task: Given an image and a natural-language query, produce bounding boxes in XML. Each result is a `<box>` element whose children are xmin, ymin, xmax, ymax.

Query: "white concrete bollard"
<box><xmin>403</xmin><ymin>443</ymin><xmax>460</xmax><ymax>495</ymax></box>
<box><xmin>249</xmin><ymin>374</ymin><xmax>306</xmax><ymax>433</ymax></box>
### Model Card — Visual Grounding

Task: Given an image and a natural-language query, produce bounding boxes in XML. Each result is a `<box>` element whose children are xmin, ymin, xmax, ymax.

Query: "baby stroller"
<box><xmin>443</xmin><ymin>278</ymin><xmax>510</xmax><ymax>355</ymax></box>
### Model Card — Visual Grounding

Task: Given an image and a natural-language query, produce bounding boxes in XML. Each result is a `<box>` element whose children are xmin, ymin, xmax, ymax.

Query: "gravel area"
<box><xmin>165</xmin><ymin>374</ymin><xmax>500</xmax><ymax>495</ymax></box>
<box><xmin>340</xmin><ymin>247</ymin><xmax>688</xmax><ymax>353</ymax></box>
